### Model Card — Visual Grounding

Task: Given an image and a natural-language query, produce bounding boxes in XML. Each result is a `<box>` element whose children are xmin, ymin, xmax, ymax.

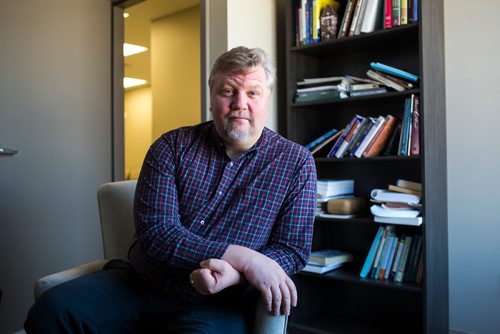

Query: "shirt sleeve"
<box><xmin>133</xmin><ymin>134</ymin><xmax>230</xmax><ymax>270</ymax></box>
<box><xmin>259</xmin><ymin>151</ymin><xmax>317</xmax><ymax>274</ymax></box>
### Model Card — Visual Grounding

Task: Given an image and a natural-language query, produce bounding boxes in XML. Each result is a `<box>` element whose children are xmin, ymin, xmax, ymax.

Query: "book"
<box><xmin>304</xmin><ymin>128</ymin><xmax>338</xmax><ymax>150</ymax></box>
<box><xmin>309</xmin><ymin>248</ymin><xmax>354</xmax><ymax>265</ymax></box>
<box><xmin>369</xmin><ymin>225</ymin><xmax>394</xmax><ymax>277</ymax></box>
<box><xmin>297</xmin><ymin>76</ymin><xmax>345</xmax><ymax>86</ymax></box>
<box><xmin>354</xmin><ymin>115</ymin><xmax>386</xmax><ymax>157</ymax></box>
<box><xmin>366</xmin><ymin>69</ymin><xmax>406</xmax><ymax>92</ymax></box>
<box><xmin>396</xmin><ymin>179</ymin><xmax>422</xmax><ymax>192</ymax></box>
<box><xmin>337</xmin><ymin>0</ymin><xmax>357</xmax><ymax>38</ymax></box>
<box><xmin>383</xmin><ymin>0</ymin><xmax>392</xmax><ymax>29</ymax></box>
<box><xmin>295</xmin><ymin>90</ymin><xmax>345</xmax><ymax>102</ymax></box>
<box><xmin>370</xmin><ymin>188</ymin><xmax>421</xmax><ymax>204</ymax></box>
<box><xmin>391</xmin><ymin>0</ymin><xmax>400</xmax><ymax>26</ymax></box>
<box><xmin>345</xmin><ymin>117</ymin><xmax>373</xmax><ymax>156</ymax></box>
<box><xmin>348</xmin><ymin>87</ymin><xmax>387</xmax><ymax>97</ymax></box>
<box><xmin>302</xmin><ymin>261</ymin><xmax>344</xmax><ymax>274</ymax></box>
<box><xmin>374</xmin><ymin>215</ymin><xmax>423</xmax><ymax>226</ymax></box>
<box><xmin>406</xmin><ymin>235</ymin><xmax>422</xmax><ymax>282</ymax></box>
<box><xmin>370</xmin><ymin>62</ymin><xmax>419</xmax><ymax>82</ymax></box>
<box><xmin>328</xmin><ymin>115</ymin><xmax>360</xmax><ymax>158</ymax></box>
<box><xmin>311</xmin><ymin>130</ymin><xmax>344</xmax><ymax>154</ymax></box>
<box><xmin>400</xmin><ymin>0</ymin><xmax>408</xmax><ymax>24</ymax></box>
<box><xmin>360</xmin><ymin>225</ymin><xmax>385</xmax><ymax>278</ymax></box>
<box><xmin>374</xmin><ymin>229</ymin><xmax>395</xmax><ymax>278</ymax></box>
<box><xmin>370</xmin><ymin>204</ymin><xmax>420</xmax><ymax>218</ymax></box>
<box><xmin>410</xmin><ymin>95</ymin><xmax>420</xmax><ymax>155</ymax></box>
<box><xmin>395</xmin><ymin>235</ymin><xmax>413</xmax><ymax>282</ymax></box>
<box><xmin>408</xmin><ymin>0</ymin><xmax>418</xmax><ymax>23</ymax></box>
<box><xmin>296</xmin><ymin>84</ymin><xmax>340</xmax><ymax>93</ymax></box>
<box><xmin>379</xmin><ymin>235</ymin><xmax>398</xmax><ymax>279</ymax></box>
<box><xmin>398</xmin><ymin>95</ymin><xmax>414</xmax><ymax>156</ymax></box>
<box><xmin>334</xmin><ymin>115</ymin><xmax>365</xmax><ymax>158</ymax></box>
<box><xmin>373</xmin><ymin>70</ymin><xmax>414</xmax><ymax>89</ymax></box>
<box><xmin>383</xmin><ymin>122</ymin><xmax>402</xmax><ymax>156</ymax></box>
<box><xmin>388</xmin><ymin>184</ymin><xmax>422</xmax><ymax>196</ymax></box>
<box><xmin>348</xmin><ymin>0</ymin><xmax>365</xmax><ymax>36</ymax></box>
<box><xmin>317</xmin><ymin>212</ymin><xmax>359</xmax><ymax>219</ymax></box>
<box><xmin>317</xmin><ymin>179</ymin><xmax>354</xmax><ymax>198</ymax></box>
<box><xmin>403</xmin><ymin>234</ymin><xmax>419</xmax><ymax>281</ymax></box>
<box><xmin>389</xmin><ymin>236</ymin><xmax>405</xmax><ymax>280</ymax></box>
<box><xmin>327</xmin><ymin>196</ymin><xmax>367</xmax><ymax>215</ymax></box>
<box><xmin>363</xmin><ymin>114</ymin><xmax>398</xmax><ymax>157</ymax></box>
<box><xmin>360</xmin><ymin>0</ymin><xmax>382</xmax><ymax>34</ymax></box>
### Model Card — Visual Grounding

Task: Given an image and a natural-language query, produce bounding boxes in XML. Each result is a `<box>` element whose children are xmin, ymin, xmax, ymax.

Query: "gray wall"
<box><xmin>0</xmin><ymin>0</ymin><xmax>113</xmax><ymax>332</ymax></box>
<box><xmin>445</xmin><ymin>0</ymin><xmax>500</xmax><ymax>333</ymax></box>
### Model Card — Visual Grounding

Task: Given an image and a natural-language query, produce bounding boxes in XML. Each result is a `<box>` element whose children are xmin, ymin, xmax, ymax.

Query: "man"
<box><xmin>25</xmin><ymin>46</ymin><xmax>316</xmax><ymax>333</ymax></box>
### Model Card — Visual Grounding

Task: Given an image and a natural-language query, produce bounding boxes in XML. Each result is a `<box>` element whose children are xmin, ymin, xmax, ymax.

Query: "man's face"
<box><xmin>210</xmin><ymin>66</ymin><xmax>271</xmax><ymax>147</ymax></box>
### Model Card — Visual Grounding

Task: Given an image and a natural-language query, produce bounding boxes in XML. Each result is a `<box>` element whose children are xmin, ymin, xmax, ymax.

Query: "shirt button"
<box><xmin>218</xmin><ymin>191</ymin><xmax>222</xmax><ymax>195</ymax></box>
<box><xmin>230</xmin><ymin>162</ymin><xmax>234</xmax><ymax>167</ymax></box>
<box><xmin>200</xmin><ymin>220</ymin><xmax>205</xmax><ymax>225</ymax></box>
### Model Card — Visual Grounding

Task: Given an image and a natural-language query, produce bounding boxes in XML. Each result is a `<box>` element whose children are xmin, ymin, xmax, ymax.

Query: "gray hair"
<box><xmin>208</xmin><ymin>46</ymin><xmax>276</xmax><ymax>91</ymax></box>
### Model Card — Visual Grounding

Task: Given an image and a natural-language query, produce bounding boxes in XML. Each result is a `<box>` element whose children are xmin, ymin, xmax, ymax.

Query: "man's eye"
<box><xmin>221</xmin><ymin>89</ymin><xmax>234</xmax><ymax>96</ymax></box>
<box><xmin>248</xmin><ymin>91</ymin><xmax>259</xmax><ymax>97</ymax></box>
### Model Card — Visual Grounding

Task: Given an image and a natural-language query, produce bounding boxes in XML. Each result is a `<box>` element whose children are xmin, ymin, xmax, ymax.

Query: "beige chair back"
<box><xmin>97</xmin><ymin>180</ymin><xmax>137</xmax><ymax>260</ymax></box>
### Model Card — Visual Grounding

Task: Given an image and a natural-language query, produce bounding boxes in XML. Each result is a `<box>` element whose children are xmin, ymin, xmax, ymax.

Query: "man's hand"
<box><xmin>222</xmin><ymin>245</ymin><xmax>297</xmax><ymax>316</ymax></box>
<box><xmin>189</xmin><ymin>259</ymin><xmax>244</xmax><ymax>295</ymax></box>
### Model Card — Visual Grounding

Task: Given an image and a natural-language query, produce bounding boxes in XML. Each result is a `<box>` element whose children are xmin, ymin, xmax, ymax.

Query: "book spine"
<box><xmin>398</xmin><ymin>97</ymin><xmax>412</xmax><ymax>156</ymax></box>
<box><xmin>366</xmin><ymin>69</ymin><xmax>405</xmax><ymax>91</ymax></box>
<box><xmin>407</xmin><ymin>235</ymin><xmax>422</xmax><ymax>282</ymax></box>
<box><xmin>400</xmin><ymin>0</ymin><xmax>408</xmax><ymax>24</ymax></box>
<box><xmin>312</xmin><ymin>0</ymin><xmax>320</xmax><ymax>42</ymax></box>
<box><xmin>389</xmin><ymin>236</ymin><xmax>405</xmax><ymax>280</ymax></box>
<box><xmin>305</xmin><ymin>128</ymin><xmax>338</xmax><ymax>149</ymax></box>
<box><xmin>402</xmin><ymin>234</ymin><xmax>418</xmax><ymax>281</ymax></box>
<box><xmin>354</xmin><ymin>115</ymin><xmax>386</xmax><ymax>158</ymax></box>
<box><xmin>335</xmin><ymin>115</ymin><xmax>364</xmax><ymax>158</ymax></box>
<box><xmin>346</xmin><ymin>118</ymin><xmax>372</xmax><ymax>156</ymax></box>
<box><xmin>375</xmin><ymin>232</ymin><xmax>394</xmax><ymax>279</ymax></box>
<box><xmin>354</xmin><ymin>0</ymin><xmax>368</xmax><ymax>35</ymax></box>
<box><xmin>410</xmin><ymin>95</ymin><xmax>420</xmax><ymax>155</ymax></box>
<box><xmin>391</xmin><ymin>0</ymin><xmax>400</xmax><ymax>27</ymax></box>
<box><xmin>360</xmin><ymin>0</ymin><xmax>382</xmax><ymax>34</ymax></box>
<box><xmin>370</xmin><ymin>226</ymin><xmax>390</xmax><ymax>277</ymax></box>
<box><xmin>348</xmin><ymin>0</ymin><xmax>364</xmax><ymax>36</ymax></box>
<box><xmin>300</xmin><ymin>0</ymin><xmax>308</xmax><ymax>45</ymax></box>
<box><xmin>384</xmin><ymin>0</ymin><xmax>392</xmax><ymax>29</ymax></box>
<box><xmin>338</xmin><ymin>0</ymin><xmax>356</xmax><ymax>38</ymax></box>
<box><xmin>363</xmin><ymin>114</ymin><xmax>397</xmax><ymax>157</ymax></box>
<box><xmin>360</xmin><ymin>225</ymin><xmax>385</xmax><ymax>278</ymax></box>
<box><xmin>395</xmin><ymin>235</ymin><xmax>412</xmax><ymax>282</ymax></box>
<box><xmin>379</xmin><ymin>235</ymin><xmax>397</xmax><ymax>279</ymax></box>
<box><xmin>383</xmin><ymin>122</ymin><xmax>401</xmax><ymax>156</ymax></box>
<box><xmin>329</xmin><ymin>116</ymin><xmax>360</xmax><ymax>158</ymax></box>
<box><xmin>370</xmin><ymin>62</ymin><xmax>418</xmax><ymax>82</ymax></box>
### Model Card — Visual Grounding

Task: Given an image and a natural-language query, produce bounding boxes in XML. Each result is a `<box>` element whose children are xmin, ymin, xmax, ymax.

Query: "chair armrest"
<box><xmin>252</xmin><ymin>297</ymin><xmax>288</xmax><ymax>334</ymax></box>
<box><xmin>34</xmin><ymin>259</ymin><xmax>108</xmax><ymax>300</ymax></box>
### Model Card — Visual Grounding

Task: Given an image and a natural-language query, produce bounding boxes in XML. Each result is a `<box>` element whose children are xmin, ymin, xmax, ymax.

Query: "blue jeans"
<box><xmin>24</xmin><ymin>260</ymin><xmax>256</xmax><ymax>333</ymax></box>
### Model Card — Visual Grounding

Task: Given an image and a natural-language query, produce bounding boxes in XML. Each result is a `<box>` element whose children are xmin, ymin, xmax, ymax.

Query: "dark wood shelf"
<box><xmin>288</xmin><ymin>312</ymin><xmax>422</xmax><ymax>334</ymax></box>
<box><xmin>284</xmin><ymin>1</ymin><xmax>447</xmax><ymax>333</ymax></box>
<box><xmin>298</xmin><ymin>266</ymin><xmax>422</xmax><ymax>293</ymax></box>
<box><xmin>291</xmin><ymin>24</ymin><xmax>419</xmax><ymax>57</ymax></box>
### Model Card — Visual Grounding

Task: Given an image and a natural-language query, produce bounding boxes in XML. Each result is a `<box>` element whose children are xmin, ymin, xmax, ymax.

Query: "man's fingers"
<box><xmin>286</xmin><ymin>276</ymin><xmax>298</xmax><ymax>307</ymax></box>
<box><xmin>270</xmin><ymin>285</ymin><xmax>282</xmax><ymax>316</ymax></box>
<box><xmin>279</xmin><ymin>283</ymin><xmax>291</xmax><ymax>316</ymax></box>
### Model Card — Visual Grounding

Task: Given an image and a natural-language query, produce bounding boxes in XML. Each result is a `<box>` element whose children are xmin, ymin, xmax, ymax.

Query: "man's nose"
<box><xmin>232</xmin><ymin>91</ymin><xmax>248</xmax><ymax>109</ymax></box>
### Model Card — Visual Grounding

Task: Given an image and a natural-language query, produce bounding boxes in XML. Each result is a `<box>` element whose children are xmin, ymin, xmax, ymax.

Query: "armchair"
<box><xmin>34</xmin><ymin>181</ymin><xmax>287</xmax><ymax>334</ymax></box>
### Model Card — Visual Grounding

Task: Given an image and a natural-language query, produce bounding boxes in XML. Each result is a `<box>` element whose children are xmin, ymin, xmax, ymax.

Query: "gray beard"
<box><xmin>223</xmin><ymin>121</ymin><xmax>251</xmax><ymax>141</ymax></box>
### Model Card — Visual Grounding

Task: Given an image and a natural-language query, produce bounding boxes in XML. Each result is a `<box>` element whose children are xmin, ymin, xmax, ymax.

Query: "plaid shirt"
<box><xmin>129</xmin><ymin>121</ymin><xmax>316</xmax><ymax>303</ymax></box>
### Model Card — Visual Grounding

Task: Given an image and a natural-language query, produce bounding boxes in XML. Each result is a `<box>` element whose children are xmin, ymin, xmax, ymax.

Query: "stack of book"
<box><xmin>295</xmin><ymin>76</ymin><xmax>347</xmax><ymax>103</ymax></box>
<box><xmin>316</xmin><ymin>179</ymin><xmax>355</xmax><ymax>216</ymax></box>
<box><xmin>359</xmin><ymin>225</ymin><xmax>423</xmax><ymax>283</ymax></box>
<box><xmin>370</xmin><ymin>179</ymin><xmax>423</xmax><ymax>226</ymax></box>
<box><xmin>366</xmin><ymin>62</ymin><xmax>417</xmax><ymax>92</ymax></box>
<box><xmin>294</xmin><ymin>0</ymin><xmax>341</xmax><ymax>46</ymax></box>
<box><xmin>326</xmin><ymin>113</ymin><xmax>399</xmax><ymax>159</ymax></box>
<box><xmin>303</xmin><ymin>248</ymin><xmax>354</xmax><ymax>274</ymax></box>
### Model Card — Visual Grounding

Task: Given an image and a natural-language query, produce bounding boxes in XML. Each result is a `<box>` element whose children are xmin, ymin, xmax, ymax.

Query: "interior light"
<box><xmin>123</xmin><ymin>12</ymin><xmax>129</xmax><ymax>18</ymax></box>
<box><xmin>124</xmin><ymin>77</ymin><xmax>147</xmax><ymax>89</ymax></box>
<box><xmin>123</xmin><ymin>43</ymin><xmax>148</xmax><ymax>57</ymax></box>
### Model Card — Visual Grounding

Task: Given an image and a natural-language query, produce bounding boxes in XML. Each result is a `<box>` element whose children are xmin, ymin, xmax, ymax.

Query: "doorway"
<box><xmin>120</xmin><ymin>0</ymin><xmax>201</xmax><ymax>179</ymax></box>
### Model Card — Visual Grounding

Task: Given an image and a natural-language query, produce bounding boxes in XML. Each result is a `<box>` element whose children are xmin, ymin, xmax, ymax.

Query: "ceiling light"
<box><xmin>123</xmin><ymin>12</ymin><xmax>129</xmax><ymax>18</ymax></box>
<box><xmin>123</xmin><ymin>43</ymin><xmax>148</xmax><ymax>57</ymax></box>
<box><xmin>124</xmin><ymin>77</ymin><xmax>147</xmax><ymax>89</ymax></box>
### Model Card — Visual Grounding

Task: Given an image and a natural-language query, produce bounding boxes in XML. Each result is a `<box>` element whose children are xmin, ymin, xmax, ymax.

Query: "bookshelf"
<box><xmin>283</xmin><ymin>1</ymin><xmax>447</xmax><ymax>333</ymax></box>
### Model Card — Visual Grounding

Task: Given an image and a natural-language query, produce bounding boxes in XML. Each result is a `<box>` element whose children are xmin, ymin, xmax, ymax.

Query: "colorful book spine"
<box><xmin>370</xmin><ymin>62</ymin><xmax>419</xmax><ymax>82</ymax></box>
<box><xmin>328</xmin><ymin>115</ymin><xmax>360</xmax><ymax>158</ymax></box>
<box><xmin>410</xmin><ymin>95</ymin><xmax>420</xmax><ymax>155</ymax></box>
<box><xmin>360</xmin><ymin>225</ymin><xmax>385</xmax><ymax>278</ymax></box>
<box><xmin>391</xmin><ymin>0</ymin><xmax>400</xmax><ymax>26</ymax></box>
<box><xmin>400</xmin><ymin>0</ymin><xmax>408</xmax><ymax>24</ymax></box>
<box><xmin>384</xmin><ymin>0</ymin><xmax>392</xmax><ymax>29</ymax></box>
<box><xmin>398</xmin><ymin>96</ymin><xmax>413</xmax><ymax>156</ymax></box>
<box><xmin>363</xmin><ymin>114</ymin><xmax>397</xmax><ymax>157</ymax></box>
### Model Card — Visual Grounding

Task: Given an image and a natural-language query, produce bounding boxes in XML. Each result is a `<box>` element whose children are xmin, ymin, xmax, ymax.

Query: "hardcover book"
<box><xmin>309</xmin><ymin>248</ymin><xmax>354</xmax><ymax>266</ymax></box>
<box><xmin>363</xmin><ymin>114</ymin><xmax>398</xmax><ymax>157</ymax></box>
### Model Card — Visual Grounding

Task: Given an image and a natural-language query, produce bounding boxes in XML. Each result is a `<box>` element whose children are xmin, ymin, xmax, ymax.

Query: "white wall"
<box><xmin>0</xmin><ymin>0</ymin><xmax>112</xmax><ymax>332</ymax></box>
<box><xmin>444</xmin><ymin>1</ymin><xmax>500</xmax><ymax>333</ymax></box>
<box><xmin>203</xmin><ymin>0</ymin><xmax>278</xmax><ymax>131</ymax></box>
